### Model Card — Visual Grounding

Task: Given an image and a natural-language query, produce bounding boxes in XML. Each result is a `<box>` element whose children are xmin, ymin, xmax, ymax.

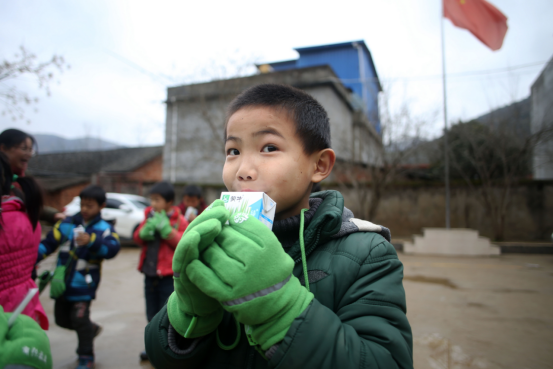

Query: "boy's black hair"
<box><xmin>183</xmin><ymin>185</ymin><xmax>202</xmax><ymax>198</ymax></box>
<box><xmin>150</xmin><ymin>181</ymin><xmax>175</xmax><ymax>203</ymax></box>
<box><xmin>79</xmin><ymin>185</ymin><xmax>106</xmax><ymax>206</ymax></box>
<box><xmin>226</xmin><ymin>84</ymin><xmax>331</xmax><ymax>154</ymax></box>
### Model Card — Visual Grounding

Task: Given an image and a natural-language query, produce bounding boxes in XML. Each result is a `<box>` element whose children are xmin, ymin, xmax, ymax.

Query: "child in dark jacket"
<box><xmin>177</xmin><ymin>184</ymin><xmax>207</xmax><ymax>223</ymax></box>
<box><xmin>37</xmin><ymin>185</ymin><xmax>120</xmax><ymax>369</ymax></box>
<box><xmin>133</xmin><ymin>181</ymin><xmax>188</xmax><ymax>361</ymax></box>
<box><xmin>145</xmin><ymin>84</ymin><xmax>413</xmax><ymax>368</ymax></box>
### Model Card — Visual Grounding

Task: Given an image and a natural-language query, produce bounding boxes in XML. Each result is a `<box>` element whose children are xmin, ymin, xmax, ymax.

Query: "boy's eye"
<box><xmin>227</xmin><ymin>148</ymin><xmax>240</xmax><ymax>156</ymax></box>
<box><xmin>262</xmin><ymin>145</ymin><xmax>278</xmax><ymax>153</ymax></box>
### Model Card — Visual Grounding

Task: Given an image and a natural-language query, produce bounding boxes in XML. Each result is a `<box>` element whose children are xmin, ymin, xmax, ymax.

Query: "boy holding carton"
<box><xmin>37</xmin><ymin>185</ymin><xmax>120</xmax><ymax>369</ymax></box>
<box><xmin>145</xmin><ymin>84</ymin><xmax>413</xmax><ymax>368</ymax></box>
<box><xmin>134</xmin><ymin>181</ymin><xmax>188</xmax><ymax>361</ymax></box>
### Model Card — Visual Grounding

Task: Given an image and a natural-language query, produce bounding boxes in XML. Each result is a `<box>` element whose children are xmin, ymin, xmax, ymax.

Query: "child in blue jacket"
<box><xmin>37</xmin><ymin>185</ymin><xmax>120</xmax><ymax>369</ymax></box>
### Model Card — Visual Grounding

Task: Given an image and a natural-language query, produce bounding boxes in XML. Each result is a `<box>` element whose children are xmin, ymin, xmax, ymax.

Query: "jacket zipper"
<box><xmin>294</xmin><ymin>227</ymin><xmax>322</xmax><ymax>264</ymax></box>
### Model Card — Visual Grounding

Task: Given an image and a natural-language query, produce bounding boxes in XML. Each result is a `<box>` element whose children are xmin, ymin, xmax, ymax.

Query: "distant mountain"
<box><xmin>33</xmin><ymin>134</ymin><xmax>125</xmax><ymax>153</ymax></box>
<box><xmin>475</xmin><ymin>97</ymin><xmax>530</xmax><ymax>138</ymax></box>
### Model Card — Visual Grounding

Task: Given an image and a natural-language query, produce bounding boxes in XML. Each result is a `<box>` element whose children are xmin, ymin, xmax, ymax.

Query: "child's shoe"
<box><xmin>76</xmin><ymin>355</ymin><xmax>94</xmax><ymax>369</ymax></box>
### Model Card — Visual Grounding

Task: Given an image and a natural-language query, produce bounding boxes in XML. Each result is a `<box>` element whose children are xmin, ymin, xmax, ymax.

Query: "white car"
<box><xmin>63</xmin><ymin>193</ymin><xmax>150</xmax><ymax>239</ymax></box>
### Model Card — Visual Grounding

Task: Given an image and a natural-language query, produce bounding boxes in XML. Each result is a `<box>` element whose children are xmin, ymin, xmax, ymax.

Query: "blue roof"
<box><xmin>257</xmin><ymin>40</ymin><xmax>383</xmax><ymax>133</ymax></box>
<box><xmin>294</xmin><ymin>40</ymin><xmax>381</xmax><ymax>92</ymax></box>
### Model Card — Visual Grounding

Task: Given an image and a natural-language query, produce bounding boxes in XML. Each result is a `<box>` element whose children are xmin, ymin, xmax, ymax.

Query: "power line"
<box><xmin>102</xmin><ymin>49</ymin><xmax>175</xmax><ymax>85</ymax></box>
<box><xmin>101</xmin><ymin>48</ymin><xmax>549</xmax><ymax>87</ymax></box>
<box><xmin>340</xmin><ymin>60</ymin><xmax>549</xmax><ymax>83</ymax></box>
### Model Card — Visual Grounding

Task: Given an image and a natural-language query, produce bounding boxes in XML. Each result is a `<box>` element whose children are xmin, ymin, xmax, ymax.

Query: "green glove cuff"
<box><xmin>166</xmin><ymin>292</ymin><xmax>223</xmax><ymax>338</ymax></box>
<box><xmin>139</xmin><ymin>222</ymin><xmax>156</xmax><ymax>241</ymax></box>
<box><xmin>226</xmin><ymin>275</ymin><xmax>314</xmax><ymax>350</ymax></box>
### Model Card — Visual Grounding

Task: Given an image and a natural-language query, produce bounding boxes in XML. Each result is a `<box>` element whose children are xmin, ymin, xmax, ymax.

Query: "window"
<box><xmin>130</xmin><ymin>199</ymin><xmax>149</xmax><ymax>209</ymax></box>
<box><xmin>105</xmin><ymin>198</ymin><xmax>124</xmax><ymax>209</ymax></box>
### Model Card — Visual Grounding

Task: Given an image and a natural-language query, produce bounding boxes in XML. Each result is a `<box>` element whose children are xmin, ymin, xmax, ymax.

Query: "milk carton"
<box><xmin>220</xmin><ymin>192</ymin><xmax>276</xmax><ymax>230</ymax></box>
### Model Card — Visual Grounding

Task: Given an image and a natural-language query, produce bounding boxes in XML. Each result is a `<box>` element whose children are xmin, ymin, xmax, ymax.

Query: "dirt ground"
<box><xmin>37</xmin><ymin>248</ymin><xmax>553</xmax><ymax>369</ymax></box>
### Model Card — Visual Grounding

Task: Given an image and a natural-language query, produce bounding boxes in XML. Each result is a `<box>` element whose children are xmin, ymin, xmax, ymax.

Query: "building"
<box><xmin>258</xmin><ymin>40</ymin><xmax>382</xmax><ymax>133</ymax></box>
<box><xmin>531</xmin><ymin>57</ymin><xmax>553</xmax><ymax>180</ymax></box>
<box><xmin>27</xmin><ymin>146</ymin><xmax>163</xmax><ymax>210</ymax></box>
<box><xmin>163</xmin><ymin>65</ymin><xmax>382</xmax><ymax>186</ymax></box>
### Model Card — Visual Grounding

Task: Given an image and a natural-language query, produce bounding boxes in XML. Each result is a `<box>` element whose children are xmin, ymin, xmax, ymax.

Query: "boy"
<box><xmin>145</xmin><ymin>84</ymin><xmax>413</xmax><ymax>368</ymax></box>
<box><xmin>133</xmin><ymin>181</ymin><xmax>188</xmax><ymax>361</ymax></box>
<box><xmin>178</xmin><ymin>184</ymin><xmax>207</xmax><ymax>222</ymax></box>
<box><xmin>37</xmin><ymin>185</ymin><xmax>120</xmax><ymax>369</ymax></box>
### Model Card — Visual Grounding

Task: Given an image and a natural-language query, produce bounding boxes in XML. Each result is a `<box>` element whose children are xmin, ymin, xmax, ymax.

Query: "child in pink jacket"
<box><xmin>0</xmin><ymin>153</ymin><xmax>48</xmax><ymax>329</ymax></box>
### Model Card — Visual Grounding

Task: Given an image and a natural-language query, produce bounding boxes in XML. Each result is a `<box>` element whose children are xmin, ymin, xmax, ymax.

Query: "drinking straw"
<box><xmin>7</xmin><ymin>288</ymin><xmax>38</xmax><ymax>328</ymax></box>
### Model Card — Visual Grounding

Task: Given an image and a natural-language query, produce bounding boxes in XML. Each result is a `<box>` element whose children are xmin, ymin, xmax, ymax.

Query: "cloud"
<box><xmin>1</xmin><ymin>0</ymin><xmax>552</xmax><ymax>145</ymax></box>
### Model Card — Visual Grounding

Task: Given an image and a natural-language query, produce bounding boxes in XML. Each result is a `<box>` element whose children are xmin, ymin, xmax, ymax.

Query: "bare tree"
<box><xmin>336</xmin><ymin>87</ymin><xmax>436</xmax><ymax>221</ymax></box>
<box><xmin>1</xmin><ymin>46</ymin><xmax>68</xmax><ymax>123</ymax></box>
<box><xmin>439</xmin><ymin>110</ymin><xmax>553</xmax><ymax>240</ymax></box>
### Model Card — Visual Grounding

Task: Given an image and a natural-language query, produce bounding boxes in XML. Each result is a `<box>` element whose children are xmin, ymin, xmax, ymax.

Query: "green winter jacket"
<box><xmin>144</xmin><ymin>190</ymin><xmax>413</xmax><ymax>368</ymax></box>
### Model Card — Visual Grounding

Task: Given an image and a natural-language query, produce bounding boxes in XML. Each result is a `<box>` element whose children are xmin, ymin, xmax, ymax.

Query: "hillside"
<box><xmin>33</xmin><ymin>134</ymin><xmax>125</xmax><ymax>153</ymax></box>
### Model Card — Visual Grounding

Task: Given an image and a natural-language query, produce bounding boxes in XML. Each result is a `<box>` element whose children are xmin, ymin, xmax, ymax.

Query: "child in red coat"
<box><xmin>133</xmin><ymin>181</ymin><xmax>188</xmax><ymax>361</ymax></box>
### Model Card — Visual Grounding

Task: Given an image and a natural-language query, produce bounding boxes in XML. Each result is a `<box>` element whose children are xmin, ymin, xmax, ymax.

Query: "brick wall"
<box><xmin>44</xmin><ymin>182</ymin><xmax>90</xmax><ymax>211</ymax></box>
<box><xmin>128</xmin><ymin>156</ymin><xmax>163</xmax><ymax>182</ymax></box>
<box><xmin>96</xmin><ymin>156</ymin><xmax>163</xmax><ymax>196</ymax></box>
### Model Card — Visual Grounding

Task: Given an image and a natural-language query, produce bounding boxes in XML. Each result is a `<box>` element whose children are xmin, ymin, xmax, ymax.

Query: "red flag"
<box><xmin>444</xmin><ymin>0</ymin><xmax>508</xmax><ymax>51</ymax></box>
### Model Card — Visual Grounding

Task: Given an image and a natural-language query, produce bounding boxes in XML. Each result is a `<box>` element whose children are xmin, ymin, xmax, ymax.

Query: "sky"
<box><xmin>1</xmin><ymin>0</ymin><xmax>552</xmax><ymax>146</ymax></box>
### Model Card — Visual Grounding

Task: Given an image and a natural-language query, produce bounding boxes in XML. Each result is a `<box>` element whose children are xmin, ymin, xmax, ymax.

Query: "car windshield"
<box><xmin>130</xmin><ymin>199</ymin><xmax>149</xmax><ymax>209</ymax></box>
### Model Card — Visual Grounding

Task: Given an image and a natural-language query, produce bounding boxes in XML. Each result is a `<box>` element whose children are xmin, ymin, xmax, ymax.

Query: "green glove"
<box><xmin>38</xmin><ymin>271</ymin><xmax>53</xmax><ymax>295</ymax></box>
<box><xmin>154</xmin><ymin>211</ymin><xmax>173</xmax><ymax>239</ymax></box>
<box><xmin>0</xmin><ymin>306</ymin><xmax>53</xmax><ymax>369</ymax></box>
<box><xmin>139</xmin><ymin>219</ymin><xmax>156</xmax><ymax>241</ymax></box>
<box><xmin>167</xmin><ymin>200</ymin><xmax>230</xmax><ymax>338</ymax></box>
<box><xmin>187</xmin><ymin>213</ymin><xmax>314</xmax><ymax>350</ymax></box>
<box><xmin>49</xmin><ymin>266</ymin><xmax>66</xmax><ymax>299</ymax></box>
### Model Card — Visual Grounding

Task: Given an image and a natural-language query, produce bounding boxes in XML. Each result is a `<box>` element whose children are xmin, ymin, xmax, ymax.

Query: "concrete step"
<box><xmin>403</xmin><ymin>228</ymin><xmax>500</xmax><ymax>256</ymax></box>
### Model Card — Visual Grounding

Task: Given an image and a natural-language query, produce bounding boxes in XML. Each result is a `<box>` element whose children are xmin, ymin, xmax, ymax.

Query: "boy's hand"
<box><xmin>49</xmin><ymin>266</ymin><xmax>66</xmax><ymax>299</ymax></box>
<box><xmin>75</xmin><ymin>232</ymin><xmax>90</xmax><ymax>247</ymax></box>
<box><xmin>139</xmin><ymin>220</ymin><xmax>156</xmax><ymax>241</ymax></box>
<box><xmin>0</xmin><ymin>307</ymin><xmax>53</xmax><ymax>369</ymax></box>
<box><xmin>154</xmin><ymin>211</ymin><xmax>173</xmax><ymax>239</ymax></box>
<box><xmin>187</xmin><ymin>213</ymin><xmax>314</xmax><ymax>350</ymax></box>
<box><xmin>167</xmin><ymin>200</ymin><xmax>229</xmax><ymax>338</ymax></box>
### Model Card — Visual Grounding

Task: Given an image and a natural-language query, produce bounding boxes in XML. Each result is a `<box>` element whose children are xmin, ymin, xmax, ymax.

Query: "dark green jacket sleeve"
<box><xmin>145</xmin><ymin>305</ymin><xmax>215</xmax><ymax>369</ymax></box>
<box><xmin>269</xmin><ymin>238</ymin><xmax>413</xmax><ymax>369</ymax></box>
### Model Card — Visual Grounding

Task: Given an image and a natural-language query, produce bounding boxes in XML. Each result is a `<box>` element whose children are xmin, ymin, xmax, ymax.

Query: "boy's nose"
<box><xmin>238</xmin><ymin>172</ymin><xmax>255</xmax><ymax>181</ymax></box>
<box><xmin>236</xmin><ymin>163</ymin><xmax>257</xmax><ymax>181</ymax></box>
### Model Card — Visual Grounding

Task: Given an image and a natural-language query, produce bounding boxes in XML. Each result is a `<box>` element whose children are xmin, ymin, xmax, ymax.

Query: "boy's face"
<box><xmin>80</xmin><ymin>198</ymin><xmax>105</xmax><ymax>222</ymax></box>
<box><xmin>150</xmin><ymin>194</ymin><xmax>172</xmax><ymax>213</ymax></box>
<box><xmin>223</xmin><ymin>107</ymin><xmax>333</xmax><ymax>220</ymax></box>
<box><xmin>183</xmin><ymin>195</ymin><xmax>200</xmax><ymax>208</ymax></box>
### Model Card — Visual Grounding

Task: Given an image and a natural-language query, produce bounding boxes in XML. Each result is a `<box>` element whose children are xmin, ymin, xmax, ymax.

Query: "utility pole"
<box><xmin>441</xmin><ymin>0</ymin><xmax>451</xmax><ymax>229</ymax></box>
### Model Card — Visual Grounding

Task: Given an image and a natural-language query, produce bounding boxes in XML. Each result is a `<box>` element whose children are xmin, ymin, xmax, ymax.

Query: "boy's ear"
<box><xmin>311</xmin><ymin>148</ymin><xmax>336</xmax><ymax>183</ymax></box>
<box><xmin>99</xmin><ymin>202</ymin><xmax>106</xmax><ymax>210</ymax></box>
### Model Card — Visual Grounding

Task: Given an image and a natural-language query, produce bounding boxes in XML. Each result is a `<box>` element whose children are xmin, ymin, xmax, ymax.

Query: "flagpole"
<box><xmin>441</xmin><ymin>0</ymin><xmax>451</xmax><ymax>229</ymax></box>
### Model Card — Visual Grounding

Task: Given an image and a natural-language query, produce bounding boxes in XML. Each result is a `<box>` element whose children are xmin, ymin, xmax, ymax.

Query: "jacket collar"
<box><xmin>73</xmin><ymin>212</ymin><xmax>103</xmax><ymax>228</ymax></box>
<box><xmin>284</xmin><ymin>190</ymin><xmax>344</xmax><ymax>263</ymax></box>
<box><xmin>0</xmin><ymin>196</ymin><xmax>24</xmax><ymax>212</ymax></box>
